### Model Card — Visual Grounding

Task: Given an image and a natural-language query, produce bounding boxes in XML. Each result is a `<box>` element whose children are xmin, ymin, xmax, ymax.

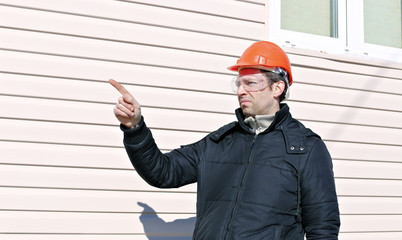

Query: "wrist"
<box><xmin>131</xmin><ymin>119</ymin><xmax>141</xmax><ymax>129</ymax></box>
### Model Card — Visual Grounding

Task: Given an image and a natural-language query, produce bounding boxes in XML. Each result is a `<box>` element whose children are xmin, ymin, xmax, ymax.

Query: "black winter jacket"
<box><xmin>122</xmin><ymin>104</ymin><xmax>340</xmax><ymax>239</ymax></box>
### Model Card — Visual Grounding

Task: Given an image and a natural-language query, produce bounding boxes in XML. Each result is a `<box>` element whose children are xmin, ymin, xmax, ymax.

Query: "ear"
<box><xmin>273</xmin><ymin>81</ymin><xmax>285</xmax><ymax>98</ymax></box>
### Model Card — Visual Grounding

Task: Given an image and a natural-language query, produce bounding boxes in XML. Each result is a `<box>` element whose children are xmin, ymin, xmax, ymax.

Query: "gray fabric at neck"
<box><xmin>244</xmin><ymin>114</ymin><xmax>275</xmax><ymax>134</ymax></box>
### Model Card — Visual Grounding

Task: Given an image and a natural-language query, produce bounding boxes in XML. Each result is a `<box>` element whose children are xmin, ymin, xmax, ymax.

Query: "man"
<box><xmin>110</xmin><ymin>41</ymin><xmax>340</xmax><ymax>239</ymax></box>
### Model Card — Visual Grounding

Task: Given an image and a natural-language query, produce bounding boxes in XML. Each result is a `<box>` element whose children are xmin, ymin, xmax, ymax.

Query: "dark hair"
<box><xmin>263</xmin><ymin>71</ymin><xmax>289</xmax><ymax>102</ymax></box>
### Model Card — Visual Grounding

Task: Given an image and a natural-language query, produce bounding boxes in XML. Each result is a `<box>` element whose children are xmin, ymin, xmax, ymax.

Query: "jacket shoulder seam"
<box><xmin>209</xmin><ymin>121</ymin><xmax>237</xmax><ymax>142</ymax></box>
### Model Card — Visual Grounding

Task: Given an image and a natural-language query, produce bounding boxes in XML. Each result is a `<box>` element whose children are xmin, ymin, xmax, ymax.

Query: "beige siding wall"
<box><xmin>1</xmin><ymin>0</ymin><xmax>401</xmax><ymax>239</ymax></box>
<box><xmin>0</xmin><ymin>0</ymin><xmax>261</xmax><ymax>239</ymax></box>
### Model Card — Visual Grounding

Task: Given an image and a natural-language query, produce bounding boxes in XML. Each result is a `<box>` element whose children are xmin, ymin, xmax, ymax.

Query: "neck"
<box><xmin>267</xmin><ymin>103</ymin><xmax>281</xmax><ymax>115</ymax></box>
<box><xmin>252</xmin><ymin>101</ymin><xmax>280</xmax><ymax>117</ymax></box>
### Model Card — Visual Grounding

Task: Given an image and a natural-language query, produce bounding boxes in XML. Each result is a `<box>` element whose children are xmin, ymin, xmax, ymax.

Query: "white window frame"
<box><xmin>266</xmin><ymin>0</ymin><xmax>402</xmax><ymax>63</ymax></box>
<box><xmin>346</xmin><ymin>0</ymin><xmax>402</xmax><ymax>63</ymax></box>
<box><xmin>267</xmin><ymin>0</ymin><xmax>347</xmax><ymax>54</ymax></box>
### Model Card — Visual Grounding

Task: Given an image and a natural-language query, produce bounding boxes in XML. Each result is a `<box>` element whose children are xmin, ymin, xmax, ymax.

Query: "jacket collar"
<box><xmin>235</xmin><ymin>103</ymin><xmax>291</xmax><ymax>134</ymax></box>
<box><xmin>210</xmin><ymin>104</ymin><xmax>318</xmax><ymax>154</ymax></box>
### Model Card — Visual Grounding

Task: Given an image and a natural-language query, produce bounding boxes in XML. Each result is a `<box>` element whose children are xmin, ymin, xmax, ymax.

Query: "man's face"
<box><xmin>236</xmin><ymin>68</ymin><xmax>280</xmax><ymax>117</ymax></box>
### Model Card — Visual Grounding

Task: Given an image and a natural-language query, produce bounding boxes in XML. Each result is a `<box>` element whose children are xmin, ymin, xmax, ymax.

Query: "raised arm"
<box><xmin>109</xmin><ymin>79</ymin><xmax>199</xmax><ymax>188</ymax></box>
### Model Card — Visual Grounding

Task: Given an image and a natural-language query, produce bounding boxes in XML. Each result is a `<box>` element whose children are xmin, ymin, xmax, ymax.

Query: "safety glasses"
<box><xmin>231</xmin><ymin>74</ymin><xmax>269</xmax><ymax>93</ymax></box>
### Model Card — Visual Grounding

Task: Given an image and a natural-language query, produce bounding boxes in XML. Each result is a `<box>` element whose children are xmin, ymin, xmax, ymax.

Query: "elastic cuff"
<box><xmin>120</xmin><ymin>116</ymin><xmax>149</xmax><ymax>145</ymax></box>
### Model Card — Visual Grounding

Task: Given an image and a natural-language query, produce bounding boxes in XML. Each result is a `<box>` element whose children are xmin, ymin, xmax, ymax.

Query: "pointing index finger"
<box><xmin>109</xmin><ymin>79</ymin><xmax>129</xmax><ymax>95</ymax></box>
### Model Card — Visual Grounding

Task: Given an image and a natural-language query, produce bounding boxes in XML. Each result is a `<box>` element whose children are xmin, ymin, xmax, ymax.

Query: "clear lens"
<box><xmin>231</xmin><ymin>74</ymin><xmax>268</xmax><ymax>93</ymax></box>
<box><xmin>231</xmin><ymin>77</ymin><xmax>240</xmax><ymax>93</ymax></box>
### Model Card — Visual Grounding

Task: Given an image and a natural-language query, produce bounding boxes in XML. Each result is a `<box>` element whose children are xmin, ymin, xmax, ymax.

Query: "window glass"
<box><xmin>364</xmin><ymin>0</ymin><xmax>402</xmax><ymax>48</ymax></box>
<box><xmin>281</xmin><ymin>0</ymin><xmax>338</xmax><ymax>37</ymax></box>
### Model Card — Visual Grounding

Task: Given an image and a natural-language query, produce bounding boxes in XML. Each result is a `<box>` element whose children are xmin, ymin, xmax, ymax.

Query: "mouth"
<box><xmin>239</xmin><ymin>98</ymin><xmax>251</xmax><ymax>106</ymax></box>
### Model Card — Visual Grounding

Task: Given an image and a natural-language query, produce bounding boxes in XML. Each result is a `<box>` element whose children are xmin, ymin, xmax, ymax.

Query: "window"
<box><xmin>267</xmin><ymin>0</ymin><xmax>402</xmax><ymax>62</ymax></box>
<box><xmin>364</xmin><ymin>0</ymin><xmax>401</xmax><ymax>48</ymax></box>
<box><xmin>281</xmin><ymin>0</ymin><xmax>338</xmax><ymax>38</ymax></box>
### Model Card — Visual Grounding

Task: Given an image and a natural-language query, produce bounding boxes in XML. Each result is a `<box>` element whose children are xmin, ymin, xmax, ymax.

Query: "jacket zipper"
<box><xmin>223</xmin><ymin>134</ymin><xmax>258</xmax><ymax>240</ymax></box>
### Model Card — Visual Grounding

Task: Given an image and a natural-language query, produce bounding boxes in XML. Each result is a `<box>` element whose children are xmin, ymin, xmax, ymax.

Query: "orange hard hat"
<box><xmin>228</xmin><ymin>41</ymin><xmax>293</xmax><ymax>86</ymax></box>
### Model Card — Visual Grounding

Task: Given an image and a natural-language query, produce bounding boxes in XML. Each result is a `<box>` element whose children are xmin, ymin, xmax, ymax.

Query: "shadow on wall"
<box><xmin>138</xmin><ymin>202</ymin><xmax>196</xmax><ymax>240</ymax></box>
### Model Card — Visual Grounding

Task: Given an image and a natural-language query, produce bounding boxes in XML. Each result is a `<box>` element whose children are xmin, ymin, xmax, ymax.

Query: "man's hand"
<box><xmin>109</xmin><ymin>79</ymin><xmax>141</xmax><ymax>129</ymax></box>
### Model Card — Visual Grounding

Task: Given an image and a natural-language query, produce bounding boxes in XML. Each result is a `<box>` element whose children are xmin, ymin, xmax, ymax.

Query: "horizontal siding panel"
<box><xmin>0</xmin><ymin>95</ymin><xmax>118</xmax><ymax>125</ymax></box>
<box><xmin>0</xmin><ymin>119</ymin><xmax>123</xmax><ymax>147</ymax></box>
<box><xmin>245</xmin><ymin>0</ymin><xmax>265</xmax><ymax>4</ymax></box>
<box><xmin>339</xmin><ymin>232</ymin><xmax>402</xmax><ymax>240</ymax></box>
<box><xmin>339</xmin><ymin>197</ymin><xmax>402</xmax><ymax>214</ymax></box>
<box><xmin>291</xmin><ymin>83</ymin><xmax>402</xmax><ymax>112</ymax></box>
<box><xmin>326</xmin><ymin>141</ymin><xmax>402</xmax><ymax>163</ymax></box>
<box><xmin>292</xmin><ymin>66</ymin><xmax>402</xmax><ymax>95</ymax></box>
<box><xmin>334</xmin><ymin>160</ymin><xmax>402</xmax><ymax>180</ymax></box>
<box><xmin>0</xmin><ymin>119</ymin><xmax>207</xmax><ymax>150</ymax></box>
<box><xmin>121</xmin><ymin>0</ymin><xmax>265</xmax><ymax>22</ymax></box>
<box><xmin>0</xmin><ymin>0</ymin><xmax>264</xmax><ymax>39</ymax></box>
<box><xmin>340</xmin><ymin>215</ymin><xmax>402</xmax><ymax>232</ymax></box>
<box><xmin>0</xmin><ymin>6</ymin><xmax>255</xmax><ymax>57</ymax></box>
<box><xmin>0</xmin><ymin>95</ymin><xmax>236</xmax><ymax>132</ymax></box>
<box><xmin>0</xmin><ymin>53</ymin><xmax>235</xmax><ymax>94</ymax></box>
<box><xmin>0</xmin><ymin>28</ymin><xmax>236</xmax><ymax>74</ymax></box>
<box><xmin>0</xmin><ymin>235</ymin><xmax>152</xmax><ymax>240</ymax></box>
<box><xmin>302</xmin><ymin>120</ymin><xmax>402</xmax><ymax>146</ymax></box>
<box><xmin>288</xmin><ymin>101</ymin><xmax>402</xmax><ymax>129</ymax></box>
<box><xmin>0</xmin><ymin>141</ymin><xmax>131</xmax><ymax>169</ymax></box>
<box><xmin>336</xmin><ymin>178</ymin><xmax>402</xmax><ymax>197</ymax></box>
<box><xmin>0</xmin><ymin>211</ymin><xmax>195</xmax><ymax>234</ymax></box>
<box><xmin>0</xmin><ymin>165</ymin><xmax>196</xmax><ymax>192</ymax></box>
<box><xmin>0</xmin><ymin>187</ymin><xmax>196</xmax><ymax>213</ymax></box>
<box><xmin>0</xmin><ymin>73</ymin><xmax>237</xmax><ymax>114</ymax></box>
<box><xmin>289</xmin><ymin>52</ymin><xmax>402</xmax><ymax>80</ymax></box>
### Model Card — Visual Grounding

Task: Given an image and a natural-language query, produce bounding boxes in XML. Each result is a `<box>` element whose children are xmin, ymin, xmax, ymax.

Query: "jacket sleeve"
<box><xmin>121</xmin><ymin>117</ymin><xmax>201</xmax><ymax>188</ymax></box>
<box><xmin>301</xmin><ymin>138</ymin><xmax>340</xmax><ymax>239</ymax></box>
